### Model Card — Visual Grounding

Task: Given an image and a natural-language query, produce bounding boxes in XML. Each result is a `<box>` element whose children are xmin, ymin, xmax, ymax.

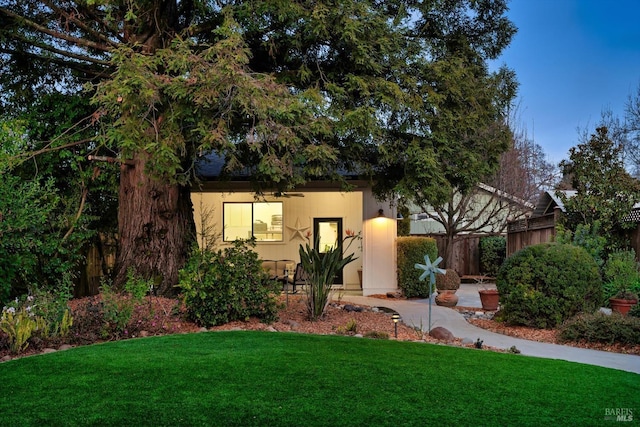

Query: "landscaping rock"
<box><xmin>266</xmin><ymin>326</ymin><xmax>278</xmax><ymax>332</ymax></box>
<box><xmin>461</xmin><ymin>337</ymin><xmax>474</xmax><ymax>345</ymax></box>
<box><xmin>429</xmin><ymin>327</ymin><xmax>454</xmax><ymax>342</ymax></box>
<box><xmin>42</xmin><ymin>348</ymin><xmax>57</xmax><ymax>354</ymax></box>
<box><xmin>286</xmin><ymin>320</ymin><xmax>300</xmax><ymax>330</ymax></box>
<box><xmin>343</xmin><ymin>304</ymin><xmax>363</xmax><ymax>312</ymax></box>
<box><xmin>139</xmin><ymin>331</ymin><xmax>150</xmax><ymax>337</ymax></box>
<box><xmin>1</xmin><ymin>355</ymin><xmax>12</xmax><ymax>362</ymax></box>
<box><xmin>59</xmin><ymin>344</ymin><xmax>73</xmax><ymax>351</ymax></box>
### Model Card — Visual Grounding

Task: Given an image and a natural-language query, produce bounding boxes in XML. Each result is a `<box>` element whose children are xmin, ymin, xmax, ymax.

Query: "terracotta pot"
<box><xmin>479</xmin><ymin>289</ymin><xmax>500</xmax><ymax>311</ymax></box>
<box><xmin>609</xmin><ymin>298</ymin><xmax>638</xmax><ymax>315</ymax></box>
<box><xmin>435</xmin><ymin>290</ymin><xmax>459</xmax><ymax>307</ymax></box>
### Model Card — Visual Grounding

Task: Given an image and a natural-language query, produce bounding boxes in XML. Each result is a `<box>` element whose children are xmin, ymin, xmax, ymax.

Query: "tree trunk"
<box><xmin>114</xmin><ymin>151</ymin><xmax>195</xmax><ymax>296</ymax></box>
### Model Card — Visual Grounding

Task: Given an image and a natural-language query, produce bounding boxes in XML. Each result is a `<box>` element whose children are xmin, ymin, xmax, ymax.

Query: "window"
<box><xmin>223</xmin><ymin>202</ymin><xmax>283</xmax><ymax>242</ymax></box>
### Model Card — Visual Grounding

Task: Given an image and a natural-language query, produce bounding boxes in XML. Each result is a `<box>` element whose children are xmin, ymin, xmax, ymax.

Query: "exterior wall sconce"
<box><xmin>392</xmin><ymin>313</ymin><xmax>401</xmax><ymax>338</ymax></box>
<box><xmin>377</xmin><ymin>208</ymin><xmax>385</xmax><ymax>218</ymax></box>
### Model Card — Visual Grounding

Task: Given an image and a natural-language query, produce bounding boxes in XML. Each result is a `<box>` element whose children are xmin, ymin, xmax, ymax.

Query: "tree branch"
<box><xmin>0</xmin><ymin>6</ymin><xmax>112</xmax><ymax>53</ymax></box>
<box><xmin>41</xmin><ymin>0</ymin><xmax>121</xmax><ymax>48</ymax></box>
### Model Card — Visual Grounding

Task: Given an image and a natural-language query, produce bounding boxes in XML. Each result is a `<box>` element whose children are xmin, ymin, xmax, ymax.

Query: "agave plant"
<box><xmin>299</xmin><ymin>231</ymin><xmax>360</xmax><ymax>320</ymax></box>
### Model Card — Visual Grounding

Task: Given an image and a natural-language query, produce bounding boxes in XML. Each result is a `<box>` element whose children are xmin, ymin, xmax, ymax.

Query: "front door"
<box><xmin>313</xmin><ymin>218</ymin><xmax>343</xmax><ymax>284</ymax></box>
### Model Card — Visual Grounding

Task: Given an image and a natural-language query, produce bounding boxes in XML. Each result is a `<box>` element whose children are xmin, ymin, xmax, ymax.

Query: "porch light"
<box><xmin>377</xmin><ymin>209</ymin><xmax>385</xmax><ymax>218</ymax></box>
<box><xmin>396</xmin><ymin>212</ymin><xmax>404</xmax><ymax>220</ymax></box>
<box><xmin>392</xmin><ymin>313</ymin><xmax>401</xmax><ymax>338</ymax></box>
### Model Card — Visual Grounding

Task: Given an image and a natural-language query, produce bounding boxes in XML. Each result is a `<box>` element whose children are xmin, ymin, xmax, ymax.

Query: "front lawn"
<box><xmin>0</xmin><ymin>331</ymin><xmax>637</xmax><ymax>426</ymax></box>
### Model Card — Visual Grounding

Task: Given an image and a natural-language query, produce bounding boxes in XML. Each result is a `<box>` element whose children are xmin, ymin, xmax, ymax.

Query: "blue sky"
<box><xmin>490</xmin><ymin>0</ymin><xmax>640</xmax><ymax>164</ymax></box>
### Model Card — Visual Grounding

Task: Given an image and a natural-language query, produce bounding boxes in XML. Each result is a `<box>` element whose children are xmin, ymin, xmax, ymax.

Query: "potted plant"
<box><xmin>434</xmin><ymin>269</ymin><xmax>460</xmax><ymax>307</ymax></box>
<box><xmin>604</xmin><ymin>250</ymin><xmax>640</xmax><ymax>315</ymax></box>
<box><xmin>476</xmin><ymin>275</ymin><xmax>500</xmax><ymax>311</ymax></box>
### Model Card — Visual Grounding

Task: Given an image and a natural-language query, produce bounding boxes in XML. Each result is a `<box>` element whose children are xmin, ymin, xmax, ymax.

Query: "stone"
<box><xmin>287</xmin><ymin>320</ymin><xmax>300</xmax><ymax>330</ymax></box>
<box><xmin>266</xmin><ymin>326</ymin><xmax>278</xmax><ymax>332</ymax></box>
<box><xmin>42</xmin><ymin>348</ymin><xmax>57</xmax><ymax>354</ymax></box>
<box><xmin>198</xmin><ymin>327</ymin><xmax>208</xmax><ymax>333</ymax></box>
<box><xmin>461</xmin><ymin>337</ymin><xmax>474</xmax><ymax>345</ymax></box>
<box><xmin>429</xmin><ymin>326</ymin><xmax>454</xmax><ymax>342</ymax></box>
<box><xmin>139</xmin><ymin>331</ymin><xmax>150</xmax><ymax>337</ymax></box>
<box><xmin>343</xmin><ymin>304</ymin><xmax>363</xmax><ymax>312</ymax></box>
<box><xmin>58</xmin><ymin>344</ymin><xmax>73</xmax><ymax>351</ymax></box>
<box><xmin>1</xmin><ymin>355</ymin><xmax>12</xmax><ymax>362</ymax></box>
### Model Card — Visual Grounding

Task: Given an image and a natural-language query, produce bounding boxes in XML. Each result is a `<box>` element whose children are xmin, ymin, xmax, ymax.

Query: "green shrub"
<box><xmin>435</xmin><ymin>269</ymin><xmax>460</xmax><ymax>291</ymax></box>
<box><xmin>559</xmin><ymin>312</ymin><xmax>640</xmax><ymax>345</ymax></box>
<box><xmin>554</xmin><ymin>222</ymin><xmax>607</xmax><ymax>269</ymax></box>
<box><xmin>178</xmin><ymin>240</ymin><xmax>280</xmax><ymax>327</ymax></box>
<box><xmin>628</xmin><ymin>303</ymin><xmax>640</xmax><ymax>318</ymax></box>
<box><xmin>479</xmin><ymin>236</ymin><xmax>506</xmax><ymax>277</ymax></box>
<box><xmin>397</xmin><ymin>237</ymin><xmax>438</xmax><ymax>298</ymax></box>
<box><xmin>602</xmin><ymin>250</ymin><xmax>640</xmax><ymax>301</ymax></box>
<box><xmin>496</xmin><ymin>243</ymin><xmax>602</xmax><ymax>328</ymax></box>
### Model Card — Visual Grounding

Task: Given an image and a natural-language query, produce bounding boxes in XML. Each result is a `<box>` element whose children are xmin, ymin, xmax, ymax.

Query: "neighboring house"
<box><xmin>409</xmin><ymin>183</ymin><xmax>534</xmax><ymax>235</ymax></box>
<box><xmin>408</xmin><ymin>183</ymin><xmax>534</xmax><ymax>275</ymax></box>
<box><xmin>507</xmin><ymin>190</ymin><xmax>640</xmax><ymax>257</ymax></box>
<box><xmin>192</xmin><ymin>155</ymin><xmax>399</xmax><ymax>296</ymax></box>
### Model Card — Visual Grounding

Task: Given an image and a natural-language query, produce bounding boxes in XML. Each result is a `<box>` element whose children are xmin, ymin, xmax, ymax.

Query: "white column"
<box><xmin>362</xmin><ymin>214</ymin><xmax>397</xmax><ymax>296</ymax></box>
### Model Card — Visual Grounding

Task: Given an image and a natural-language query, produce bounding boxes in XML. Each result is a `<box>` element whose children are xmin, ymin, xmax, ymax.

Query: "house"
<box><xmin>408</xmin><ymin>183</ymin><xmax>534</xmax><ymax>275</ymax></box>
<box><xmin>192</xmin><ymin>155</ymin><xmax>399</xmax><ymax>296</ymax></box>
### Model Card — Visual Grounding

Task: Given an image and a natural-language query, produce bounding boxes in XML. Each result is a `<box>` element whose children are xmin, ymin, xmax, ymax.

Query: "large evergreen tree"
<box><xmin>0</xmin><ymin>1</ymin><xmax>516</xmax><ymax>295</ymax></box>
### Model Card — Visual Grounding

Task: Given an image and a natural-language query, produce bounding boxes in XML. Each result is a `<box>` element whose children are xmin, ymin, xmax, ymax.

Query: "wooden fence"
<box><xmin>506</xmin><ymin>214</ymin><xmax>556</xmax><ymax>257</ymax></box>
<box><xmin>412</xmin><ymin>234</ymin><xmax>485</xmax><ymax>276</ymax></box>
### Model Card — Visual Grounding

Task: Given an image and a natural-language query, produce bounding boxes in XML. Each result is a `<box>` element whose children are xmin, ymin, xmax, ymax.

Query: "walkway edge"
<box><xmin>339</xmin><ymin>295</ymin><xmax>640</xmax><ymax>375</ymax></box>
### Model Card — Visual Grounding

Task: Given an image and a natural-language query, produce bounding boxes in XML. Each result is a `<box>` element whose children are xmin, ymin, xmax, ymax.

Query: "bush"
<box><xmin>397</xmin><ymin>237</ymin><xmax>438</xmax><ymax>298</ymax></box>
<box><xmin>602</xmin><ymin>250</ymin><xmax>639</xmax><ymax>301</ymax></box>
<box><xmin>178</xmin><ymin>240</ymin><xmax>280</xmax><ymax>327</ymax></box>
<box><xmin>496</xmin><ymin>243</ymin><xmax>602</xmax><ymax>328</ymax></box>
<box><xmin>435</xmin><ymin>269</ymin><xmax>460</xmax><ymax>291</ymax></box>
<box><xmin>559</xmin><ymin>312</ymin><xmax>640</xmax><ymax>345</ymax></box>
<box><xmin>479</xmin><ymin>236</ymin><xmax>506</xmax><ymax>277</ymax></box>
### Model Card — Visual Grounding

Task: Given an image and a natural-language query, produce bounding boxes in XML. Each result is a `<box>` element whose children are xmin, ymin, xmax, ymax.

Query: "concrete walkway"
<box><xmin>340</xmin><ymin>284</ymin><xmax>640</xmax><ymax>375</ymax></box>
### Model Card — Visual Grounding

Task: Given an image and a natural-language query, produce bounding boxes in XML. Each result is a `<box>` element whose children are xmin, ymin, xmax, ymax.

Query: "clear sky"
<box><xmin>490</xmin><ymin>0</ymin><xmax>640</xmax><ymax>165</ymax></box>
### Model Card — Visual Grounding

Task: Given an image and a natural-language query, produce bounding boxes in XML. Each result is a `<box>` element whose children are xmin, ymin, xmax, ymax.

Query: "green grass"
<box><xmin>0</xmin><ymin>331</ymin><xmax>638</xmax><ymax>426</ymax></box>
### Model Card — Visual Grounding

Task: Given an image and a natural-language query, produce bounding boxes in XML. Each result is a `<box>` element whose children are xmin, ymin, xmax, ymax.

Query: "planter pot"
<box><xmin>609</xmin><ymin>298</ymin><xmax>638</xmax><ymax>315</ymax></box>
<box><xmin>478</xmin><ymin>289</ymin><xmax>500</xmax><ymax>311</ymax></box>
<box><xmin>435</xmin><ymin>290</ymin><xmax>459</xmax><ymax>307</ymax></box>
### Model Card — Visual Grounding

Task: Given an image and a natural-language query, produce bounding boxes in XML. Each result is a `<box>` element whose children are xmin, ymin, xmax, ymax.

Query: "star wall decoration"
<box><xmin>286</xmin><ymin>218</ymin><xmax>310</xmax><ymax>241</ymax></box>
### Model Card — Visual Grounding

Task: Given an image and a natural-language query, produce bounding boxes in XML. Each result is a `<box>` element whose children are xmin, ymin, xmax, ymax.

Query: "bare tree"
<box><xmin>413</xmin><ymin>112</ymin><xmax>557</xmax><ymax>269</ymax></box>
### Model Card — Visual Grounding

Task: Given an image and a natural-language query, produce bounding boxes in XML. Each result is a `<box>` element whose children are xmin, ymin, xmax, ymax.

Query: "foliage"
<box><xmin>335</xmin><ymin>318</ymin><xmax>358</xmax><ymax>335</ymax></box>
<box><xmin>559</xmin><ymin>312</ymin><xmax>640</xmax><ymax>345</ymax></box>
<box><xmin>559</xmin><ymin>126</ymin><xmax>640</xmax><ymax>253</ymax></box>
<box><xmin>496</xmin><ymin>243</ymin><xmax>602</xmax><ymax>328</ymax></box>
<box><xmin>479</xmin><ymin>236</ymin><xmax>507</xmax><ymax>277</ymax></box>
<box><xmin>0</xmin><ymin>1</ymin><xmax>516</xmax><ymax>295</ymax></box>
<box><xmin>299</xmin><ymin>231</ymin><xmax>359</xmax><ymax>320</ymax></box>
<box><xmin>0</xmin><ymin>292</ymin><xmax>73</xmax><ymax>353</ymax></box>
<box><xmin>603</xmin><ymin>250</ymin><xmax>640</xmax><ymax>300</ymax></box>
<box><xmin>0</xmin><ymin>304</ymin><xmax>36</xmax><ymax>353</ymax></box>
<box><xmin>554</xmin><ymin>221</ymin><xmax>607</xmax><ymax>270</ymax></box>
<box><xmin>99</xmin><ymin>271</ymin><xmax>152</xmax><ymax>338</ymax></box>
<box><xmin>397</xmin><ymin>237</ymin><xmax>438</xmax><ymax>298</ymax></box>
<box><xmin>629</xmin><ymin>303</ymin><xmax>640</xmax><ymax>318</ymax></box>
<box><xmin>178</xmin><ymin>240</ymin><xmax>280</xmax><ymax>327</ymax></box>
<box><xmin>435</xmin><ymin>269</ymin><xmax>461</xmax><ymax>291</ymax></box>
